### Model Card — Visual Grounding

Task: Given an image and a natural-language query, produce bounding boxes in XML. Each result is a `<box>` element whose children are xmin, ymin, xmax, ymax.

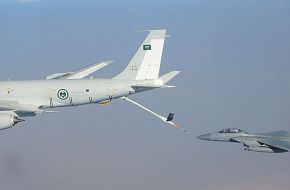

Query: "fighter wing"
<box><xmin>231</xmin><ymin>137</ymin><xmax>261</xmax><ymax>147</ymax></box>
<box><xmin>257</xmin><ymin>139</ymin><xmax>290</xmax><ymax>151</ymax></box>
<box><xmin>46</xmin><ymin>61</ymin><xmax>112</xmax><ymax>80</ymax></box>
<box><xmin>232</xmin><ymin>137</ymin><xmax>290</xmax><ymax>151</ymax></box>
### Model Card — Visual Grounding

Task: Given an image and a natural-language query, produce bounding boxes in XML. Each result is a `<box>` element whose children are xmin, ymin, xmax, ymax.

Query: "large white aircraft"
<box><xmin>0</xmin><ymin>29</ymin><xmax>189</xmax><ymax>133</ymax></box>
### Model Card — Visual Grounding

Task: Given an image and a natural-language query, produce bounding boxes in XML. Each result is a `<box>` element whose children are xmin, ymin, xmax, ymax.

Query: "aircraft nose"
<box><xmin>197</xmin><ymin>133</ymin><xmax>211</xmax><ymax>141</ymax></box>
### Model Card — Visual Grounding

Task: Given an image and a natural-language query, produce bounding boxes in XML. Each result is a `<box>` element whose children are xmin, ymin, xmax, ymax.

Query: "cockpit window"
<box><xmin>218</xmin><ymin>128</ymin><xmax>244</xmax><ymax>133</ymax></box>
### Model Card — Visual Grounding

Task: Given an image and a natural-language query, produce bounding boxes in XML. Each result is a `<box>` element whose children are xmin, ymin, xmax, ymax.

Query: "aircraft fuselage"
<box><xmin>0</xmin><ymin>79</ymin><xmax>133</xmax><ymax>109</ymax></box>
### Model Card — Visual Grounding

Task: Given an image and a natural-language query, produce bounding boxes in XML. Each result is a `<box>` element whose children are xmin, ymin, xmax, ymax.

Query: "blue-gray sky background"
<box><xmin>0</xmin><ymin>0</ymin><xmax>290</xmax><ymax>189</ymax></box>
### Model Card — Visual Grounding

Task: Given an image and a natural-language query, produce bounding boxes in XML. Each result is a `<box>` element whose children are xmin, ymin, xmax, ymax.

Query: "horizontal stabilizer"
<box><xmin>159</xmin><ymin>71</ymin><xmax>180</xmax><ymax>84</ymax></box>
<box><xmin>130</xmin><ymin>71</ymin><xmax>180</xmax><ymax>89</ymax></box>
<box><xmin>46</xmin><ymin>61</ymin><xmax>112</xmax><ymax>80</ymax></box>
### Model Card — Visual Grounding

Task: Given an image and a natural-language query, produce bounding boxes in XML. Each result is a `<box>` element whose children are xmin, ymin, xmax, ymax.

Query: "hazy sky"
<box><xmin>0</xmin><ymin>0</ymin><xmax>290</xmax><ymax>190</ymax></box>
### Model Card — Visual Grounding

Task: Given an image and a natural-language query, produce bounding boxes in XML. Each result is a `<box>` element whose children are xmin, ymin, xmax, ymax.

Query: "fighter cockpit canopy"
<box><xmin>218</xmin><ymin>128</ymin><xmax>244</xmax><ymax>134</ymax></box>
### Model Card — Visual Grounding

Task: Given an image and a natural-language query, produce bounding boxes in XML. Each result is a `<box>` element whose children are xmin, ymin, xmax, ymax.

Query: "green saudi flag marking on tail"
<box><xmin>143</xmin><ymin>44</ymin><xmax>151</xmax><ymax>50</ymax></box>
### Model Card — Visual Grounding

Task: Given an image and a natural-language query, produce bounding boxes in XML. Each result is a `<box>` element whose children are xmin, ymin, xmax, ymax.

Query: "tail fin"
<box><xmin>114</xmin><ymin>29</ymin><xmax>167</xmax><ymax>80</ymax></box>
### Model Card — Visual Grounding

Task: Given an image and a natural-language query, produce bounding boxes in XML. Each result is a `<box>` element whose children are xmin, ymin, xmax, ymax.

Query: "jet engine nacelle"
<box><xmin>245</xmin><ymin>146</ymin><xmax>274</xmax><ymax>153</ymax></box>
<box><xmin>0</xmin><ymin>114</ymin><xmax>24</xmax><ymax>130</ymax></box>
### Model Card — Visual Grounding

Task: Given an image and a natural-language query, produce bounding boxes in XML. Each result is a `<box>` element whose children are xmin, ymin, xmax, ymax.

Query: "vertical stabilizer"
<box><xmin>114</xmin><ymin>29</ymin><xmax>167</xmax><ymax>80</ymax></box>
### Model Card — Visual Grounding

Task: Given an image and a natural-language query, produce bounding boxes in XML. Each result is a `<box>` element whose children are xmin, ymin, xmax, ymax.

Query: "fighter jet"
<box><xmin>197</xmin><ymin>128</ymin><xmax>290</xmax><ymax>153</ymax></box>
<box><xmin>0</xmin><ymin>29</ymin><xmax>189</xmax><ymax>134</ymax></box>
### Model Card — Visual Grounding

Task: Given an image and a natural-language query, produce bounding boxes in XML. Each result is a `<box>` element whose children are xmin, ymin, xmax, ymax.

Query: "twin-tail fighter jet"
<box><xmin>0</xmin><ymin>29</ymin><xmax>189</xmax><ymax>134</ymax></box>
<box><xmin>197</xmin><ymin>128</ymin><xmax>290</xmax><ymax>153</ymax></box>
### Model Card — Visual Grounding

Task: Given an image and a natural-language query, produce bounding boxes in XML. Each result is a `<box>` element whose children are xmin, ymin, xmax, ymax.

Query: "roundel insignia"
<box><xmin>57</xmin><ymin>89</ymin><xmax>69</xmax><ymax>100</ymax></box>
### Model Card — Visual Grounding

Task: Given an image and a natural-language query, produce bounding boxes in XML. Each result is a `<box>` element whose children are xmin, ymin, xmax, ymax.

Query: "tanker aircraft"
<box><xmin>0</xmin><ymin>30</ymin><xmax>188</xmax><ymax>134</ymax></box>
<box><xmin>197</xmin><ymin>128</ymin><xmax>290</xmax><ymax>153</ymax></box>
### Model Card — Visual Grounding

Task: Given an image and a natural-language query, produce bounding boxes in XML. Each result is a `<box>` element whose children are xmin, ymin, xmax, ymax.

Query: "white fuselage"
<box><xmin>0</xmin><ymin>79</ymin><xmax>134</xmax><ymax>109</ymax></box>
<box><xmin>0</xmin><ymin>30</ymin><xmax>180</xmax><ymax>131</ymax></box>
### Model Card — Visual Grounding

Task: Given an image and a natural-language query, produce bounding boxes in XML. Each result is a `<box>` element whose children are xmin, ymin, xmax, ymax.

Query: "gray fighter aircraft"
<box><xmin>197</xmin><ymin>128</ymin><xmax>290</xmax><ymax>153</ymax></box>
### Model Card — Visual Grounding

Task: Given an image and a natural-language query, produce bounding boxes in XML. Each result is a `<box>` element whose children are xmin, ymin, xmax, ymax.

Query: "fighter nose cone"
<box><xmin>197</xmin><ymin>133</ymin><xmax>211</xmax><ymax>141</ymax></box>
